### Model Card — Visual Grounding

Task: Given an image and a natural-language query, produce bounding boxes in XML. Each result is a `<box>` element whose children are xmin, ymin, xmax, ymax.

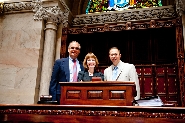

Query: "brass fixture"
<box><xmin>0</xmin><ymin>1</ymin><xmax>4</xmax><ymax>14</ymax></box>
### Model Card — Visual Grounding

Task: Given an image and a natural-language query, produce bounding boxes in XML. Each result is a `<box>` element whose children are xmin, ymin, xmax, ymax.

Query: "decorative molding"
<box><xmin>0</xmin><ymin>109</ymin><xmax>185</xmax><ymax>119</ymax></box>
<box><xmin>3</xmin><ymin>0</ymin><xmax>70</xmax><ymax>27</ymax></box>
<box><xmin>4</xmin><ymin>1</ymin><xmax>34</xmax><ymax>13</ymax></box>
<box><xmin>72</xmin><ymin>6</ymin><xmax>177</xmax><ymax>26</ymax></box>
<box><xmin>66</xmin><ymin>18</ymin><xmax>180</xmax><ymax>34</ymax></box>
<box><xmin>59</xmin><ymin>0</ymin><xmax>70</xmax><ymax>12</ymax></box>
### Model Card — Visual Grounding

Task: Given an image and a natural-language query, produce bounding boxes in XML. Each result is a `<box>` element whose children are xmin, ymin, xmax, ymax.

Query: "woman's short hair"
<box><xmin>83</xmin><ymin>52</ymin><xmax>99</xmax><ymax>69</ymax></box>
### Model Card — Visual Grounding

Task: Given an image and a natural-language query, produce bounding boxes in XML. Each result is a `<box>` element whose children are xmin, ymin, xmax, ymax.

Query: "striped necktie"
<box><xmin>73</xmin><ymin>59</ymin><xmax>77</xmax><ymax>82</ymax></box>
<box><xmin>112</xmin><ymin>66</ymin><xmax>118</xmax><ymax>81</ymax></box>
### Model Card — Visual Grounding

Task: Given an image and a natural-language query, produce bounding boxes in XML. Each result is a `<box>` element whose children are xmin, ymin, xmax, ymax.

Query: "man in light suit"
<box><xmin>104</xmin><ymin>47</ymin><xmax>140</xmax><ymax>100</ymax></box>
<box><xmin>49</xmin><ymin>41</ymin><xmax>84</xmax><ymax>103</ymax></box>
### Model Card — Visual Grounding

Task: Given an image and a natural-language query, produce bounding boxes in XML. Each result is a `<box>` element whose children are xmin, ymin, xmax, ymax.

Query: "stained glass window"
<box><xmin>86</xmin><ymin>0</ymin><xmax>163</xmax><ymax>14</ymax></box>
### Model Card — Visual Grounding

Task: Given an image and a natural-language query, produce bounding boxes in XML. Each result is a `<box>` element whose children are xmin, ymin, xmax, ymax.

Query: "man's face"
<box><xmin>109</xmin><ymin>49</ymin><xmax>121</xmax><ymax>66</ymax></box>
<box><xmin>68</xmin><ymin>42</ymin><xmax>80</xmax><ymax>59</ymax></box>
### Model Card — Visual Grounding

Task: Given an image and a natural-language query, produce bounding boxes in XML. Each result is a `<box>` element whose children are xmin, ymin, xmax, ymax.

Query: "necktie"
<box><xmin>112</xmin><ymin>66</ymin><xmax>118</xmax><ymax>81</ymax></box>
<box><xmin>73</xmin><ymin>59</ymin><xmax>77</xmax><ymax>82</ymax></box>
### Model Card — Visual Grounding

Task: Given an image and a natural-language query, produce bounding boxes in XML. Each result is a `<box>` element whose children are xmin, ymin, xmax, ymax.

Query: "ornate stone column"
<box><xmin>33</xmin><ymin>0</ymin><xmax>70</xmax><ymax>99</ymax></box>
<box><xmin>55</xmin><ymin>23</ymin><xmax>63</xmax><ymax>60</ymax></box>
<box><xmin>39</xmin><ymin>21</ymin><xmax>57</xmax><ymax>97</ymax></box>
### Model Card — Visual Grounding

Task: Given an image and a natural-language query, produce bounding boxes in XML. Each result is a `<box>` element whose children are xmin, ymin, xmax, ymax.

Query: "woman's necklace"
<box><xmin>88</xmin><ymin>70</ymin><xmax>93</xmax><ymax>76</ymax></box>
<box><xmin>89</xmin><ymin>73</ymin><xmax>93</xmax><ymax>76</ymax></box>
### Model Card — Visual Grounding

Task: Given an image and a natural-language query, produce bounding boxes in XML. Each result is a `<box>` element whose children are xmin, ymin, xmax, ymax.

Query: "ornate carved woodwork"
<box><xmin>176</xmin><ymin>17</ymin><xmax>185</xmax><ymax>107</ymax></box>
<box><xmin>61</xmin><ymin>8</ymin><xmax>184</xmax><ymax>106</ymax></box>
<box><xmin>136</xmin><ymin>64</ymin><xmax>180</xmax><ymax>104</ymax></box>
<box><xmin>63</xmin><ymin>21</ymin><xmax>177</xmax><ymax>65</ymax></box>
<box><xmin>0</xmin><ymin>104</ymin><xmax>185</xmax><ymax>122</ymax></box>
<box><xmin>72</xmin><ymin>5</ymin><xmax>176</xmax><ymax>26</ymax></box>
<box><xmin>65</xmin><ymin>19</ymin><xmax>178</xmax><ymax>34</ymax></box>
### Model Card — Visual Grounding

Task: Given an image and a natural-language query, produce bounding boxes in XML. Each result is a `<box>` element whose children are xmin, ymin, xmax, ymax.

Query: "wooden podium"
<box><xmin>59</xmin><ymin>81</ymin><xmax>136</xmax><ymax>106</ymax></box>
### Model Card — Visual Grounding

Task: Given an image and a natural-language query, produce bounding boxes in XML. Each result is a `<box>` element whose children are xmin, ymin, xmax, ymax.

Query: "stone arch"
<box><xmin>69</xmin><ymin>0</ymin><xmax>89</xmax><ymax>15</ymax></box>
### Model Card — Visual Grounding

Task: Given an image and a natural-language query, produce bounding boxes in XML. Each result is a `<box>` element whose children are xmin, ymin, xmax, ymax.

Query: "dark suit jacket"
<box><xmin>49</xmin><ymin>57</ymin><xmax>84</xmax><ymax>101</ymax></box>
<box><xmin>77</xmin><ymin>70</ymin><xmax>104</xmax><ymax>81</ymax></box>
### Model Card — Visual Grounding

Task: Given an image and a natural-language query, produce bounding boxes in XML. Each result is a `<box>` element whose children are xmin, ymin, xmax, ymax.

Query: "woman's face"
<box><xmin>87</xmin><ymin>58</ymin><xmax>96</xmax><ymax>69</ymax></box>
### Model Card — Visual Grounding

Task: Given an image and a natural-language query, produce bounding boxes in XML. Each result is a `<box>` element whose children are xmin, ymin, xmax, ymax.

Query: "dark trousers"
<box><xmin>57</xmin><ymin>94</ymin><xmax>61</xmax><ymax>105</ymax></box>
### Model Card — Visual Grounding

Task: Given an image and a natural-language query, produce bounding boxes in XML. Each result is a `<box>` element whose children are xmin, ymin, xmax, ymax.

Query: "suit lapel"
<box><xmin>108</xmin><ymin>66</ymin><xmax>113</xmax><ymax>81</ymax></box>
<box><xmin>85</xmin><ymin>72</ymin><xmax>91</xmax><ymax>81</ymax></box>
<box><xmin>116</xmin><ymin>68</ymin><xmax>123</xmax><ymax>80</ymax></box>
<box><xmin>63</xmin><ymin>57</ymin><xmax>70</xmax><ymax>82</ymax></box>
<box><xmin>116</xmin><ymin>62</ymin><xmax>125</xmax><ymax>80</ymax></box>
<box><xmin>79</xmin><ymin>61</ymin><xmax>84</xmax><ymax>71</ymax></box>
<box><xmin>93</xmin><ymin>72</ymin><xmax>98</xmax><ymax>77</ymax></box>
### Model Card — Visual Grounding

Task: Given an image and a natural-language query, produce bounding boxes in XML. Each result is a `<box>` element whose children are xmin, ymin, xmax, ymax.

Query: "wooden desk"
<box><xmin>60</xmin><ymin>81</ymin><xmax>136</xmax><ymax>106</ymax></box>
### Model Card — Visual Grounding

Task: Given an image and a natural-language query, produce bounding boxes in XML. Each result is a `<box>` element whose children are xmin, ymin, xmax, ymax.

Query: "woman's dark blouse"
<box><xmin>77</xmin><ymin>70</ymin><xmax>104</xmax><ymax>81</ymax></box>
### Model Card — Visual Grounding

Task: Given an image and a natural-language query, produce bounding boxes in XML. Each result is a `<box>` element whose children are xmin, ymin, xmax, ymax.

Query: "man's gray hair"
<box><xmin>68</xmin><ymin>41</ymin><xmax>81</xmax><ymax>49</ymax></box>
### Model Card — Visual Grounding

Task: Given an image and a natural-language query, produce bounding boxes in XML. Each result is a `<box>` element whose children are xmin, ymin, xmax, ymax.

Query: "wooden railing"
<box><xmin>0</xmin><ymin>104</ymin><xmax>185</xmax><ymax>123</ymax></box>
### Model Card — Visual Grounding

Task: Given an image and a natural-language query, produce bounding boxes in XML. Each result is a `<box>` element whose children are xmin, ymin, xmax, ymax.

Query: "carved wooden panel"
<box><xmin>87</xmin><ymin>91</ymin><xmax>103</xmax><ymax>99</ymax></box>
<box><xmin>60</xmin><ymin>82</ymin><xmax>135</xmax><ymax>106</ymax></box>
<box><xmin>109</xmin><ymin>91</ymin><xmax>126</xmax><ymax>99</ymax></box>
<box><xmin>67</xmin><ymin>90</ymin><xmax>81</xmax><ymax>99</ymax></box>
<box><xmin>135</xmin><ymin>64</ymin><xmax>179</xmax><ymax>105</ymax></box>
<box><xmin>144</xmin><ymin>77</ymin><xmax>153</xmax><ymax>94</ymax></box>
<box><xmin>156</xmin><ymin>77</ymin><xmax>166</xmax><ymax>94</ymax></box>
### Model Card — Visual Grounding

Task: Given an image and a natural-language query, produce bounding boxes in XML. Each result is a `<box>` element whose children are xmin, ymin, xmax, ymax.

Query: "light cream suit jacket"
<box><xmin>104</xmin><ymin>61</ymin><xmax>140</xmax><ymax>100</ymax></box>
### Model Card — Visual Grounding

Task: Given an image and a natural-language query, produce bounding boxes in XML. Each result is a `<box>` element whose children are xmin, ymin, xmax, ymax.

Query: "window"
<box><xmin>86</xmin><ymin>0</ymin><xmax>162</xmax><ymax>14</ymax></box>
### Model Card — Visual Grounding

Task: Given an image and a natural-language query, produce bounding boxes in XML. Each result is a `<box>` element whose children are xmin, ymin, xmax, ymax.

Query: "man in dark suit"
<box><xmin>49</xmin><ymin>41</ymin><xmax>84</xmax><ymax>103</ymax></box>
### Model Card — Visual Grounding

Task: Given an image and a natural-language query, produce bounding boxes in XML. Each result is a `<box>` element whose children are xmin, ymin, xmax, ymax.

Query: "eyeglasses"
<box><xmin>70</xmin><ymin>47</ymin><xmax>80</xmax><ymax>50</ymax></box>
<box><xmin>110</xmin><ymin>53</ymin><xmax>119</xmax><ymax>56</ymax></box>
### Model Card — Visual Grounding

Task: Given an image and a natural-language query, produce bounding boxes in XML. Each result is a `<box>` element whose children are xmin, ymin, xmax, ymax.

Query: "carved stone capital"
<box><xmin>33</xmin><ymin>0</ymin><xmax>70</xmax><ymax>27</ymax></box>
<box><xmin>3</xmin><ymin>0</ymin><xmax>70</xmax><ymax>27</ymax></box>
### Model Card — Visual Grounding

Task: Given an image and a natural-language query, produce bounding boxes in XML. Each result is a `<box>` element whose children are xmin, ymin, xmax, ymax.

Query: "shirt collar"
<box><xmin>69</xmin><ymin>56</ymin><xmax>78</xmax><ymax>62</ymax></box>
<box><xmin>112</xmin><ymin>60</ymin><xmax>122</xmax><ymax>70</ymax></box>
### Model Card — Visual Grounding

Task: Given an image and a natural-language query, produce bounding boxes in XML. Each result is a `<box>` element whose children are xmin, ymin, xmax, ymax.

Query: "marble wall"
<box><xmin>0</xmin><ymin>13</ymin><xmax>44</xmax><ymax>104</ymax></box>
